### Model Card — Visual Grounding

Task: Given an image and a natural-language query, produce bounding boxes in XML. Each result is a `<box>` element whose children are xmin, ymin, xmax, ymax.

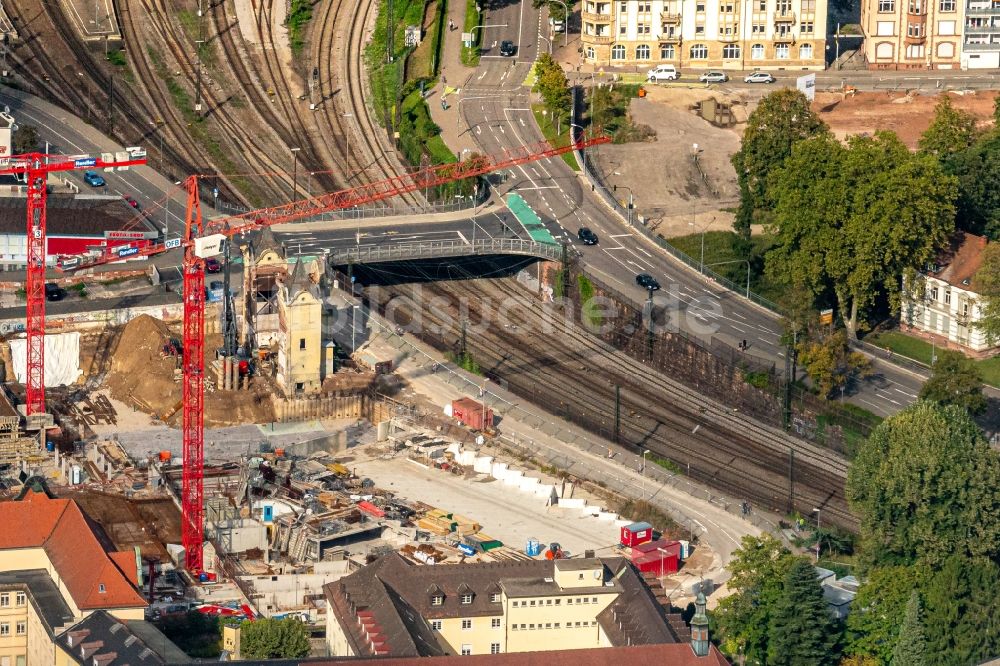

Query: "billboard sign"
<box><xmin>115</xmin><ymin>246</ymin><xmax>140</xmax><ymax>258</ymax></box>
<box><xmin>59</xmin><ymin>257</ymin><xmax>81</xmax><ymax>270</ymax></box>
<box><xmin>165</xmin><ymin>238</ymin><xmax>182</xmax><ymax>250</ymax></box>
<box><xmin>194</xmin><ymin>233</ymin><xmax>226</xmax><ymax>258</ymax></box>
<box><xmin>796</xmin><ymin>73</ymin><xmax>817</xmax><ymax>102</ymax></box>
<box><xmin>106</xmin><ymin>230</ymin><xmax>157</xmax><ymax>240</ymax></box>
<box><xmin>74</xmin><ymin>156</ymin><xmax>96</xmax><ymax>168</ymax></box>
<box><xmin>0</xmin><ymin>126</ymin><xmax>10</xmax><ymax>168</ymax></box>
<box><xmin>820</xmin><ymin>308</ymin><xmax>834</xmax><ymax>325</ymax></box>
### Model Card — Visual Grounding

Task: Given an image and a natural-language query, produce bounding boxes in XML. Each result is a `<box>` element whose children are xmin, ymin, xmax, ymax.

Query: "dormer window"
<box><xmin>460</xmin><ymin>593</ymin><xmax>473</xmax><ymax>604</ymax></box>
<box><xmin>98</xmin><ymin>584</ymin><xmax>106</xmax><ymax>594</ymax></box>
<box><xmin>431</xmin><ymin>595</ymin><xmax>444</xmax><ymax>606</ymax></box>
<box><xmin>490</xmin><ymin>593</ymin><xmax>501</xmax><ymax>603</ymax></box>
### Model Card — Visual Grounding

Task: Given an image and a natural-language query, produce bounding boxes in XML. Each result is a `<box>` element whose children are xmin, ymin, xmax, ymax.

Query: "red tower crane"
<box><xmin>0</xmin><ymin>149</ymin><xmax>147</xmax><ymax>419</ymax></box>
<box><xmin>61</xmin><ymin>136</ymin><xmax>608</xmax><ymax>572</ymax></box>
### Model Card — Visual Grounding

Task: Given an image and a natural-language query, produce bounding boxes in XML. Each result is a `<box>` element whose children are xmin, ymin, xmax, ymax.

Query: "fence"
<box><xmin>329</xmin><ymin>237</ymin><xmax>563</xmax><ymax>265</ymax></box>
<box><xmin>215</xmin><ymin>197</ymin><xmax>483</xmax><ymax>221</ymax></box>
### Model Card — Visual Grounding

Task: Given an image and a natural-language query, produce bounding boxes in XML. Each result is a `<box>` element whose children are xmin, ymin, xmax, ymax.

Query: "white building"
<box><xmin>902</xmin><ymin>231</ymin><xmax>995</xmax><ymax>355</ymax></box>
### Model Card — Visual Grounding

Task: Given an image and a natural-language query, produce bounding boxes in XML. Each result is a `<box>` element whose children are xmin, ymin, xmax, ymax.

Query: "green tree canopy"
<box><xmin>845</xmin><ymin>566</ymin><xmax>923</xmax><ymax>665</ymax></box>
<box><xmin>847</xmin><ymin>402</ymin><xmax>1000</xmax><ymax>568</ymax></box>
<box><xmin>974</xmin><ymin>242</ymin><xmax>1000</xmax><ymax>344</ymax></box>
<box><xmin>766</xmin><ymin>131</ymin><xmax>957</xmax><ymax>336</ymax></box>
<box><xmin>730</xmin><ymin>89</ymin><xmax>829</xmax><ymax>240</ymax></box>
<box><xmin>12</xmin><ymin>125</ymin><xmax>39</xmax><ymax>154</ymax></box>
<box><xmin>767</xmin><ymin>559</ymin><xmax>841</xmax><ymax>666</ymax></box>
<box><xmin>941</xmin><ymin>130</ymin><xmax>1000</xmax><ymax>238</ymax></box>
<box><xmin>918</xmin><ymin>96</ymin><xmax>980</xmax><ymax>159</ymax></box>
<box><xmin>918</xmin><ymin>349</ymin><xmax>987</xmax><ymax>414</ymax></box>
<box><xmin>922</xmin><ymin>555</ymin><xmax>1000</xmax><ymax>666</ymax></box>
<box><xmin>533</xmin><ymin>54</ymin><xmax>572</xmax><ymax>125</ymax></box>
<box><xmin>240</xmin><ymin>618</ymin><xmax>311</xmax><ymax>660</ymax></box>
<box><xmin>796</xmin><ymin>329</ymin><xmax>872</xmax><ymax>399</ymax></box>
<box><xmin>715</xmin><ymin>534</ymin><xmax>799</xmax><ymax>664</ymax></box>
<box><xmin>889</xmin><ymin>591</ymin><xmax>927</xmax><ymax>666</ymax></box>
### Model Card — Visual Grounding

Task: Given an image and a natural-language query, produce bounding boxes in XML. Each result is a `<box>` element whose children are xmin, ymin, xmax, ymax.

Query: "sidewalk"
<box><xmin>427</xmin><ymin>0</ymin><xmax>484</xmax><ymax>157</ymax></box>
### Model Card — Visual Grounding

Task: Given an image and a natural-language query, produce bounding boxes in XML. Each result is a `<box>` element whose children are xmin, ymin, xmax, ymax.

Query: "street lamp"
<box><xmin>688</xmin><ymin>205</ymin><xmax>714</xmax><ymax>272</ymax></box>
<box><xmin>612</xmin><ymin>183</ymin><xmax>634</xmax><ymax>226</ymax></box>
<box><xmin>290</xmin><ymin>147</ymin><xmax>301</xmax><ymax>200</ymax></box>
<box><xmin>539</xmin><ymin>34</ymin><xmax>553</xmax><ymax>55</ymax></box>
<box><xmin>812</xmin><ymin>507</ymin><xmax>821</xmax><ymax>563</ymax></box>
<box><xmin>705</xmin><ymin>259</ymin><xmax>752</xmax><ymax>299</ymax></box>
<box><xmin>641</xmin><ymin>449</ymin><xmax>650</xmax><ymax>499</ymax></box>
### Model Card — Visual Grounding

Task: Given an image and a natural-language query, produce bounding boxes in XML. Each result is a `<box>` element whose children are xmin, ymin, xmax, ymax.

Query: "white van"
<box><xmin>647</xmin><ymin>64</ymin><xmax>679</xmax><ymax>82</ymax></box>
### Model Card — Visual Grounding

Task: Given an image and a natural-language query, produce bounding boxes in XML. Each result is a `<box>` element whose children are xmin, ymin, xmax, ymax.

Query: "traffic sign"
<box><xmin>74</xmin><ymin>157</ymin><xmax>96</xmax><ymax>168</ymax></box>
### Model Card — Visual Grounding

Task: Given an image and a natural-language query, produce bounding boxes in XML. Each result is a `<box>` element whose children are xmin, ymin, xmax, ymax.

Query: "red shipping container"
<box><xmin>452</xmin><ymin>397</ymin><xmax>494</xmax><ymax>431</ymax></box>
<box><xmin>633</xmin><ymin>548</ymin><xmax>680</xmax><ymax>575</ymax></box>
<box><xmin>357</xmin><ymin>500</ymin><xmax>386</xmax><ymax>518</ymax></box>
<box><xmin>620</xmin><ymin>521</ymin><xmax>654</xmax><ymax>547</ymax></box>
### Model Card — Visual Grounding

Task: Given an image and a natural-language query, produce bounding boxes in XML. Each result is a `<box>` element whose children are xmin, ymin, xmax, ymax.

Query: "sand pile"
<box><xmin>105</xmin><ymin>315</ymin><xmax>181</xmax><ymax>415</ymax></box>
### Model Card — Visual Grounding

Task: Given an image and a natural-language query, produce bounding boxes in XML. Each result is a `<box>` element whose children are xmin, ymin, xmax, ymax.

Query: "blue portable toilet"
<box><xmin>263</xmin><ymin>504</ymin><xmax>274</xmax><ymax>522</ymax></box>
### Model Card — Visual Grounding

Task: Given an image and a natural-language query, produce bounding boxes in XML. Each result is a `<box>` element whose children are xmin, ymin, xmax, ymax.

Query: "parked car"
<box><xmin>744</xmin><ymin>71</ymin><xmax>776</xmax><ymax>84</ymax></box>
<box><xmin>647</xmin><ymin>64</ymin><xmax>679</xmax><ymax>82</ymax></box>
<box><xmin>577</xmin><ymin>227</ymin><xmax>599</xmax><ymax>245</ymax></box>
<box><xmin>550</xmin><ymin>17</ymin><xmax>565</xmax><ymax>33</ymax></box>
<box><xmin>699</xmin><ymin>70</ymin><xmax>728</xmax><ymax>83</ymax></box>
<box><xmin>44</xmin><ymin>283</ymin><xmax>64</xmax><ymax>301</ymax></box>
<box><xmin>82</xmin><ymin>171</ymin><xmax>105</xmax><ymax>187</ymax></box>
<box><xmin>499</xmin><ymin>40</ymin><xmax>517</xmax><ymax>57</ymax></box>
<box><xmin>635</xmin><ymin>273</ymin><xmax>661</xmax><ymax>291</ymax></box>
<box><xmin>205</xmin><ymin>257</ymin><xmax>222</xmax><ymax>273</ymax></box>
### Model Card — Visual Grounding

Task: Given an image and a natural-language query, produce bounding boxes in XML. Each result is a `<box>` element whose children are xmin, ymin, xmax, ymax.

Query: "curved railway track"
<box><xmin>367</xmin><ymin>274</ymin><xmax>856</xmax><ymax>529</ymax></box>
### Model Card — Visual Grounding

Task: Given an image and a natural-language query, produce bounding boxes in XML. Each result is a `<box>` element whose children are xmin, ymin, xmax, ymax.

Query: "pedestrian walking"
<box><xmin>441</xmin><ymin>72</ymin><xmax>447</xmax><ymax>85</ymax></box>
<box><xmin>449</xmin><ymin>18</ymin><xmax>455</xmax><ymax>31</ymax></box>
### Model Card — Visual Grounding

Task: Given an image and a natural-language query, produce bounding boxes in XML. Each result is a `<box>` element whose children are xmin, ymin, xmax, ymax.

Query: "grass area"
<box><xmin>617</xmin><ymin>499</ymin><xmax>683</xmax><ymax>539</ymax></box>
<box><xmin>531</xmin><ymin>104</ymin><xmax>579</xmax><ymax>171</ymax></box>
<box><xmin>407</xmin><ymin>0</ymin><xmax>440</xmax><ymax>81</ymax></box>
<box><xmin>646</xmin><ymin>451</ymin><xmax>682</xmax><ymax>474</ymax></box>
<box><xmin>583</xmin><ymin>84</ymin><xmax>656</xmax><ymax>144</ymax></box>
<box><xmin>664</xmin><ymin>230</ymin><xmax>785</xmax><ymax>303</ymax></box>
<box><xmin>106</xmin><ymin>49</ymin><xmax>127</xmax><ymax>68</ymax></box>
<box><xmin>578</xmin><ymin>274</ymin><xmax>602</xmax><ymax>330</ymax></box>
<box><xmin>366</xmin><ymin>0</ymin><xmax>427</xmax><ymax>123</ymax></box>
<box><xmin>866</xmin><ymin>330</ymin><xmax>1000</xmax><ymax>388</ymax></box>
<box><xmin>460</xmin><ymin>0</ymin><xmax>481</xmax><ymax>66</ymax></box>
<box><xmin>449</xmin><ymin>351</ymin><xmax>483</xmax><ymax>375</ymax></box>
<box><xmin>175</xmin><ymin>10</ymin><xmax>219</xmax><ymax>69</ymax></box>
<box><xmin>285</xmin><ymin>0</ymin><xmax>315</xmax><ymax>54</ymax></box>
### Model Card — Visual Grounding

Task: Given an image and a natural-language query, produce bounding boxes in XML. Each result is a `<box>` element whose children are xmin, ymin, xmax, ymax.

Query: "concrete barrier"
<box><xmin>533</xmin><ymin>484</ymin><xmax>555</xmax><ymax>498</ymax></box>
<box><xmin>580</xmin><ymin>505</ymin><xmax>601</xmax><ymax>516</ymax></box>
<box><xmin>473</xmin><ymin>456</ymin><xmax>493</xmax><ymax>474</ymax></box>
<box><xmin>491</xmin><ymin>462</ymin><xmax>509</xmax><ymax>479</ymax></box>
<box><xmin>503</xmin><ymin>470</ymin><xmax>524</xmax><ymax>485</ymax></box>
<box><xmin>557</xmin><ymin>497</ymin><xmax>587</xmax><ymax>509</ymax></box>
<box><xmin>597</xmin><ymin>511</ymin><xmax>619</xmax><ymax>521</ymax></box>
<box><xmin>518</xmin><ymin>476</ymin><xmax>540</xmax><ymax>492</ymax></box>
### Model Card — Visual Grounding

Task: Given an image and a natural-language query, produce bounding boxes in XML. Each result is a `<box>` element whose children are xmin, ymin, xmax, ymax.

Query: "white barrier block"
<box><xmin>557</xmin><ymin>498</ymin><xmax>587</xmax><ymax>509</ymax></box>
<box><xmin>491</xmin><ymin>462</ymin><xmax>509</xmax><ymax>480</ymax></box>
<box><xmin>503</xmin><ymin>471</ymin><xmax>524</xmax><ymax>486</ymax></box>
<box><xmin>580</xmin><ymin>505</ymin><xmax>601</xmax><ymax>516</ymax></box>
<box><xmin>518</xmin><ymin>477</ymin><xmax>541</xmax><ymax>492</ymax></box>
<box><xmin>534</xmin><ymin>484</ymin><xmax>555</xmax><ymax>498</ymax></box>
<box><xmin>473</xmin><ymin>456</ymin><xmax>494</xmax><ymax>474</ymax></box>
<box><xmin>597</xmin><ymin>511</ymin><xmax>619</xmax><ymax>521</ymax></box>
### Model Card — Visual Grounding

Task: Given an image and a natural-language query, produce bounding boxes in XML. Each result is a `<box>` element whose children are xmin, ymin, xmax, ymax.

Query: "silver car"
<box><xmin>699</xmin><ymin>71</ymin><xmax>728</xmax><ymax>83</ymax></box>
<box><xmin>744</xmin><ymin>71</ymin><xmax>776</xmax><ymax>84</ymax></box>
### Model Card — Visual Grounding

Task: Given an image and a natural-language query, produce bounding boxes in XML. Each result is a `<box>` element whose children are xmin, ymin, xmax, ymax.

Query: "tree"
<box><xmin>730</xmin><ymin>89</ymin><xmax>829</xmax><ymax>240</ymax></box>
<box><xmin>766</xmin><ymin>132</ymin><xmax>957</xmax><ymax>337</ymax></box>
<box><xmin>767</xmin><ymin>559</ymin><xmax>841</xmax><ymax>666</ymax></box>
<box><xmin>974</xmin><ymin>242</ymin><xmax>1000</xmax><ymax>344</ymax></box>
<box><xmin>918</xmin><ymin>349</ymin><xmax>987</xmax><ymax>415</ymax></box>
<box><xmin>796</xmin><ymin>330</ymin><xmax>872</xmax><ymax>399</ymax></box>
<box><xmin>847</xmin><ymin>402</ymin><xmax>1000</xmax><ymax>568</ymax></box>
<box><xmin>531</xmin><ymin>0</ymin><xmax>572</xmax><ymax>20</ymax></box>
<box><xmin>715</xmin><ymin>534</ymin><xmax>799</xmax><ymax>664</ymax></box>
<box><xmin>918</xmin><ymin>96</ymin><xmax>979</xmax><ymax>159</ymax></box>
<box><xmin>845</xmin><ymin>566</ymin><xmax>923</xmax><ymax>665</ymax></box>
<box><xmin>12</xmin><ymin>125</ymin><xmax>39</xmax><ymax>154</ymax></box>
<box><xmin>532</xmin><ymin>54</ymin><xmax>572</xmax><ymax>126</ymax></box>
<box><xmin>922</xmin><ymin>555</ymin><xmax>1000</xmax><ymax>666</ymax></box>
<box><xmin>239</xmin><ymin>618</ymin><xmax>311</xmax><ymax>660</ymax></box>
<box><xmin>890</xmin><ymin>591</ymin><xmax>927</xmax><ymax>666</ymax></box>
<box><xmin>941</xmin><ymin>131</ymin><xmax>1000</xmax><ymax>238</ymax></box>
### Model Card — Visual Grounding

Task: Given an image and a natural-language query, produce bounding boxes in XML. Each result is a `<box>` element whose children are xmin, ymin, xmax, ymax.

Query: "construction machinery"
<box><xmin>56</xmin><ymin>136</ymin><xmax>609</xmax><ymax>572</ymax></box>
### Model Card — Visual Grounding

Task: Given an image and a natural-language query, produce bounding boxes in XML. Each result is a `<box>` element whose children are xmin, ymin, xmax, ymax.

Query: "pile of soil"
<box><xmin>105</xmin><ymin>315</ymin><xmax>275</xmax><ymax>425</ymax></box>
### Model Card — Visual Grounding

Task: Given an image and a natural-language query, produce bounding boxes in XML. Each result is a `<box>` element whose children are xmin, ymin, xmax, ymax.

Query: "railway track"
<box><xmin>366</xmin><ymin>274</ymin><xmax>855</xmax><ymax>529</ymax></box>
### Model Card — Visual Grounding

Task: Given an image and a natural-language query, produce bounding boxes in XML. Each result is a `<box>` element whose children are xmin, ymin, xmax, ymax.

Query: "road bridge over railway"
<box><xmin>327</xmin><ymin>238</ymin><xmax>564</xmax><ymax>266</ymax></box>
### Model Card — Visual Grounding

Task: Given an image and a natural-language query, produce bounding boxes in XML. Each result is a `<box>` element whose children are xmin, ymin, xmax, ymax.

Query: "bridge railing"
<box><xmin>328</xmin><ymin>238</ymin><xmax>563</xmax><ymax>265</ymax></box>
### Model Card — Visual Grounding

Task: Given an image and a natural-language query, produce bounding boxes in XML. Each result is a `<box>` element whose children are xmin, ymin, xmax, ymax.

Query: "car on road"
<box><xmin>550</xmin><ymin>17</ymin><xmax>565</xmax><ymax>33</ymax></box>
<box><xmin>635</xmin><ymin>273</ymin><xmax>661</xmax><ymax>291</ymax></box>
<box><xmin>577</xmin><ymin>227</ymin><xmax>598</xmax><ymax>245</ymax></box>
<box><xmin>744</xmin><ymin>71</ymin><xmax>776</xmax><ymax>84</ymax></box>
<box><xmin>699</xmin><ymin>71</ymin><xmax>728</xmax><ymax>83</ymax></box>
<box><xmin>44</xmin><ymin>283</ymin><xmax>64</xmax><ymax>301</ymax></box>
<box><xmin>82</xmin><ymin>171</ymin><xmax>105</xmax><ymax>188</ymax></box>
<box><xmin>205</xmin><ymin>257</ymin><xmax>222</xmax><ymax>273</ymax></box>
<box><xmin>123</xmin><ymin>194</ymin><xmax>140</xmax><ymax>209</ymax></box>
<box><xmin>499</xmin><ymin>40</ymin><xmax>517</xmax><ymax>57</ymax></box>
<box><xmin>647</xmin><ymin>64</ymin><xmax>679</xmax><ymax>82</ymax></box>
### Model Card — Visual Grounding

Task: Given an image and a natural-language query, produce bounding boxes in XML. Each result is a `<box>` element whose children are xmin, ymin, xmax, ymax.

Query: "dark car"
<box><xmin>44</xmin><ymin>283</ymin><xmax>65</xmax><ymax>301</ymax></box>
<box><xmin>635</xmin><ymin>273</ymin><xmax>661</xmax><ymax>291</ymax></box>
<box><xmin>205</xmin><ymin>258</ymin><xmax>222</xmax><ymax>273</ymax></box>
<box><xmin>577</xmin><ymin>227</ymin><xmax>598</xmax><ymax>245</ymax></box>
<box><xmin>499</xmin><ymin>40</ymin><xmax>517</xmax><ymax>57</ymax></box>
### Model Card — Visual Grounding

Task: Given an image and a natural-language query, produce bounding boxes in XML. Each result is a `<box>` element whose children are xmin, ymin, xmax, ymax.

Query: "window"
<box><xmin>930</xmin><ymin>286</ymin><xmax>939</xmax><ymax>301</ymax></box>
<box><xmin>695</xmin><ymin>25</ymin><xmax>706</xmax><ymax>34</ymax></box>
<box><xmin>801</xmin><ymin>21</ymin><xmax>814</xmax><ymax>33</ymax></box>
<box><xmin>577</xmin><ymin>573</ymin><xmax>584</xmax><ymax>580</ymax></box>
<box><xmin>491</xmin><ymin>643</ymin><xmax>501</xmax><ymax>654</ymax></box>
<box><xmin>575</xmin><ymin>621</ymin><xmax>582</xmax><ymax>627</ymax></box>
<box><xmin>546</xmin><ymin>599</ymin><xmax>553</xmax><ymax>605</ymax></box>
<box><xmin>567</xmin><ymin>598</ymin><xmax>574</xmax><ymax>605</ymax></box>
<box><xmin>431</xmin><ymin>620</ymin><xmax>442</xmax><ymax>630</ymax></box>
<box><xmin>907</xmin><ymin>22</ymin><xmax>923</xmax><ymax>36</ymax></box>
<box><xmin>720</xmin><ymin>2</ymin><xmax>735</xmax><ymax>11</ymax></box>
<box><xmin>723</xmin><ymin>44</ymin><xmax>741</xmax><ymax>58</ymax></box>
<box><xmin>799</xmin><ymin>43</ymin><xmax>813</xmax><ymax>58</ymax></box>
<box><xmin>939</xmin><ymin>0</ymin><xmax>955</xmax><ymax>8</ymax></box>
<box><xmin>555</xmin><ymin>599</ymin><xmax>561</xmax><ymax>605</ymax></box>
<box><xmin>776</xmin><ymin>23</ymin><xmax>791</xmax><ymax>36</ymax></box>
<box><xmin>751</xmin><ymin>43</ymin><xmax>765</xmax><ymax>58</ymax></box>
<box><xmin>530</xmin><ymin>600</ymin><xmax>537</xmax><ymax>607</ymax></box>
<box><xmin>945</xmin><ymin>291</ymin><xmax>952</xmax><ymax>305</ymax></box>
<box><xmin>938</xmin><ymin>20</ymin><xmax>956</xmax><ymax>34</ymax></box>
<box><xmin>461</xmin><ymin>645</ymin><xmax>472</xmax><ymax>656</ymax></box>
<box><xmin>0</xmin><ymin>594</ymin><xmax>8</xmax><ymax>607</ymax></box>
<box><xmin>529</xmin><ymin>624</ymin><xmax>536</xmax><ymax>630</ymax></box>
<box><xmin>619</xmin><ymin>1</ymin><xmax>627</xmax><ymax>11</ymax></box>
<box><xmin>639</xmin><ymin>1</ymin><xmax>652</xmax><ymax>11</ymax></box>
<box><xmin>492</xmin><ymin>618</ymin><xmax>502</xmax><ymax>628</ymax></box>
<box><xmin>620</xmin><ymin>23</ymin><xmax>627</xmax><ymax>34</ymax></box>
<box><xmin>585</xmin><ymin>46</ymin><xmax>595</xmax><ymax>60</ymax></box>
<box><xmin>801</xmin><ymin>0</ymin><xmax>816</xmax><ymax>10</ymax></box>
<box><xmin>299</xmin><ymin>338</ymin><xmax>306</xmax><ymax>350</ymax></box>
<box><xmin>462</xmin><ymin>619</ymin><xmax>473</xmax><ymax>630</ymax></box>
<box><xmin>697</xmin><ymin>1</ymin><xmax>706</xmax><ymax>10</ymax></box>
<box><xmin>512</xmin><ymin>625</ymin><xmax>519</xmax><ymax>631</ymax></box>
<box><xmin>611</xmin><ymin>44</ymin><xmax>626</xmax><ymax>59</ymax></box>
<box><xmin>0</xmin><ymin>623</ymin><xmax>8</xmax><ymax>637</ymax></box>
<box><xmin>937</xmin><ymin>42</ymin><xmax>955</xmax><ymax>57</ymax></box>
<box><xmin>690</xmin><ymin>43</ymin><xmax>708</xmax><ymax>58</ymax></box>
<box><xmin>545</xmin><ymin>623</ymin><xmax>552</xmax><ymax>628</ymax></box>
<box><xmin>963</xmin><ymin>301</ymin><xmax>970</xmax><ymax>317</ymax></box>
<box><xmin>555</xmin><ymin>623</ymin><xmax>561</xmax><ymax>628</ymax></box>
<box><xmin>520</xmin><ymin>624</ymin><xmax>526</xmax><ymax>630</ymax></box>
<box><xmin>15</xmin><ymin>592</ymin><xmax>25</xmax><ymax>606</ymax></box>
<box><xmin>905</xmin><ymin>43</ymin><xmax>925</xmax><ymax>57</ymax></box>
<box><xmin>636</xmin><ymin>44</ymin><xmax>651</xmax><ymax>59</ymax></box>
<box><xmin>15</xmin><ymin>622</ymin><xmax>25</xmax><ymax>636</ymax></box>
<box><xmin>908</xmin><ymin>0</ymin><xmax>923</xmax><ymax>13</ymax></box>
<box><xmin>512</xmin><ymin>601</ymin><xmax>519</xmax><ymax>608</ymax></box>
<box><xmin>461</xmin><ymin>593</ymin><xmax>473</xmax><ymax>604</ymax></box>
<box><xmin>431</xmin><ymin>595</ymin><xmax>444</xmax><ymax>606</ymax></box>
<box><xmin>878</xmin><ymin>0</ymin><xmax>894</xmax><ymax>10</ymax></box>
<box><xmin>660</xmin><ymin>44</ymin><xmax>675</xmax><ymax>58</ymax></box>
<box><xmin>752</xmin><ymin>22</ymin><xmax>766</xmax><ymax>33</ymax></box>
<box><xmin>490</xmin><ymin>593</ymin><xmax>501</xmax><ymax>603</ymax></box>
<box><xmin>592</xmin><ymin>597</ymin><xmax>598</xmax><ymax>603</ymax></box>
<box><xmin>758</xmin><ymin>0</ymin><xmax>766</xmax><ymax>8</ymax></box>
<box><xmin>876</xmin><ymin>41</ymin><xmax>894</xmax><ymax>58</ymax></box>
<box><xmin>775</xmin><ymin>43</ymin><xmax>790</xmax><ymax>58</ymax></box>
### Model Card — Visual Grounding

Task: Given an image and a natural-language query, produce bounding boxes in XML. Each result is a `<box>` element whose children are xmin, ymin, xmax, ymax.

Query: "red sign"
<box><xmin>105</xmin><ymin>230</ymin><xmax>151</xmax><ymax>240</ymax></box>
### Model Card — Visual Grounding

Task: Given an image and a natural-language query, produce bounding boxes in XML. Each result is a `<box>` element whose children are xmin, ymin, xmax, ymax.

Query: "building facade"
<box><xmin>580</xmin><ymin>0</ymin><xmax>827</xmax><ymax>69</ymax></box>
<box><xmin>860</xmin><ymin>0</ymin><xmax>1000</xmax><ymax>68</ymax></box>
<box><xmin>902</xmin><ymin>232</ymin><xmax>994</xmax><ymax>354</ymax></box>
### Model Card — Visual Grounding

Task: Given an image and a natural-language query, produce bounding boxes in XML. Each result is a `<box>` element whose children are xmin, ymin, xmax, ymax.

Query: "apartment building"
<box><xmin>861</xmin><ymin>0</ymin><xmax>1000</xmax><ymax>68</ymax></box>
<box><xmin>0</xmin><ymin>482</ymin><xmax>184</xmax><ymax>666</ymax></box>
<box><xmin>324</xmin><ymin>552</ymin><xmax>728</xmax><ymax>662</ymax></box>
<box><xmin>580</xmin><ymin>0</ymin><xmax>827</xmax><ymax>69</ymax></box>
<box><xmin>902</xmin><ymin>232</ymin><xmax>995</xmax><ymax>355</ymax></box>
